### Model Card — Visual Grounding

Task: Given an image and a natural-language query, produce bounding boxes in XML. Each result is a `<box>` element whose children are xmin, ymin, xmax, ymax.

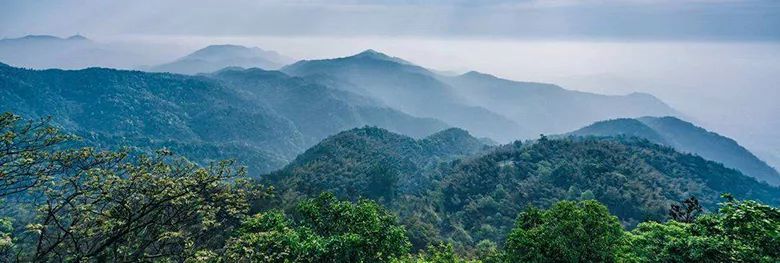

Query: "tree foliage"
<box><xmin>0</xmin><ymin>113</ymin><xmax>263</xmax><ymax>262</ymax></box>
<box><xmin>2</xmin><ymin>113</ymin><xmax>780</xmax><ymax>262</ymax></box>
<box><xmin>622</xmin><ymin>195</ymin><xmax>780</xmax><ymax>262</ymax></box>
<box><xmin>223</xmin><ymin>192</ymin><xmax>410</xmax><ymax>262</ymax></box>
<box><xmin>0</xmin><ymin>112</ymin><xmax>72</xmax><ymax>198</ymax></box>
<box><xmin>504</xmin><ymin>200</ymin><xmax>625</xmax><ymax>263</ymax></box>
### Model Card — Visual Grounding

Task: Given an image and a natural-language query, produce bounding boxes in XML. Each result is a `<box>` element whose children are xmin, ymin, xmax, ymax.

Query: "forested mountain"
<box><xmin>442</xmin><ymin>71</ymin><xmax>679</xmax><ymax>137</ymax></box>
<box><xmin>282</xmin><ymin>50</ymin><xmax>525</xmax><ymax>142</ymax></box>
<box><xmin>283</xmin><ymin>50</ymin><xmax>679</xmax><ymax>141</ymax></box>
<box><xmin>265</xmin><ymin>127</ymin><xmax>491</xmax><ymax>205</ymax></box>
<box><xmin>571</xmin><ymin>116</ymin><xmax>780</xmax><ymax>186</ymax></box>
<box><xmin>0</xmin><ymin>63</ymin><xmax>447</xmax><ymax>174</ymax></box>
<box><xmin>149</xmin><ymin>44</ymin><xmax>294</xmax><ymax>74</ymax></box>
<box><xmin>209</xmin><ymin>67</ymin><xmax>448</xmax><ymax>144</ymax></box>
<box><xmin>4</xmin><ymin>112</ymin><xmax>779</xmax><ymax>262</ymax></box>
<box><xmin>267</xmin><ymin>127</ymin><xmax>780</xmax><ymax>249</ymax></box>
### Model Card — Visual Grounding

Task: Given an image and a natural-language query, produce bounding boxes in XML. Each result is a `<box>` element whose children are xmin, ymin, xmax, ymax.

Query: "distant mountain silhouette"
<box><xmin>283</xmin><ymin>50</ymin><xmax>525</xmax><ymax>142</ymax></box>
<box><xmin>284</xmin><ymin>50</ymin><xmax>679</xmax><ymax>141</ymax></box>
<box><xmin>149</xmin><ymin>44</ymin><xmax>294</xmax><ymax>74</ymax></box>
<box><xmin>442</xmin><ymin>70</ymin><xmax>680</xmax><ymax>138</ymax></box>
<box><xmin>0</xmin><ymin>34</ymin><xmax>148</xmax><ymax>69</ymax></box>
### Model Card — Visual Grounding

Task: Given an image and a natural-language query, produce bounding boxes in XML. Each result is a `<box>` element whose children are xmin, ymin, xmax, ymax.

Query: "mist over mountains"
<box><xmin>148</xmin><ymin>44</ymin><xmax>294</xmax><ymax>74</ymax></box>
<box><xmin>0</xmin><ymin>35</ymin><xmax>159</xmax><ymax>69</ymax></box>
<box><xmin>0</xmin><ymin>34</ymin><xmax>778</xmax><ymax>263</ymax></box>
<box><xmin>2</xmin><ymin>1</ymin><xmax>780</xmax><ymax>260</ymax></box>
<box><xmin>1</xmin><ymin>36</ymin><xmax>776</xmax><ymax>183</ymax></box>
<box><xmin>282</xmin><ymin>49</ymin><xmax>678</xmax><ymax>141</ymax></box>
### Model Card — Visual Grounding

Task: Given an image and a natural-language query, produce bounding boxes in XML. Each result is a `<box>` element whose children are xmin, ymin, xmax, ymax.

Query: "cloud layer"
<box><xmin>2</xmin><ymin>0</ymin><xmax>779</xmax><ymax>41</ymax></box>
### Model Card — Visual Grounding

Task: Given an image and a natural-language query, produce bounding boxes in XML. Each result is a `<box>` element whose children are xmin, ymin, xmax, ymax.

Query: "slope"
<box><xmin>264</xmin><ymin>127</ymin><xmax>491</xmax><ymax>204</ymax></box>
<box><xmin>442</xmin><ymin>71</ymin><xmax>680</xmax><ymax>138</ymax></box>
<box><xmin>263</xmin><ymin>127</ymin><xmax>780</xmax><ymax>248</ymax></box>
<box><xmin>209</xmin><ymin>67</ymin><xmax>448</xmax><ymax>144</ymax></box>
<box><xmin>0</xmin><ymin>63</ymin><xmax>306</xmax><ymax>173</ymax></box>
<box><xmin>282</xmin><ymin>50</ymin><xmax>526</xmax><ymax>142</ymax></box>
<box><xmin>0</xmin><ymin>63</ymin><xmax>449</xmax><ymax>174</ymax></box>
<box><xmin>570</xmin><ymin>117</ymin><xmax>780</xmax><ymax>185</ymax></box>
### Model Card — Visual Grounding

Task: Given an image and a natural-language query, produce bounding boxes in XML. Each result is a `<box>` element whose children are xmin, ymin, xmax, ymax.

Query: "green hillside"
<box><xmin>570</xmin><ymin>116</ymin><xmax>780</xmax><ymax>185</ymax></box>
<box><xmin>264</xmin><ymin>127</ymin><xmax>780</xmax><ymax>249</ymax></box>
<box><xmin>0</xmin><ymin>63</ymin><xmax>447</xmax><ymax>174</ymax></box>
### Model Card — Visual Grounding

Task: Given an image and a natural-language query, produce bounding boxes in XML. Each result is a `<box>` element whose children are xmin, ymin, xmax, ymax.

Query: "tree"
<box><xmin>697</xmin><ymin>195</ymin><xmax>780</xmax><ymax>261</ymax></box>
<box><xmin>0</xmin><ymin>112</ymin><xmax>72</xmax><ymax>198</ymax></box>
<box><xmin>669</xmin><ymin>196</ymin><xmax>703</xmax><ymax>223</ymax></box>
<box><xmin>224</xmin><ymin>192</ymin><xmax>411</xmax><ymax>262</ymax></box>
<box><xmin>504</xmin><ymin>200</ymin><xmax>625</xmax><ymax>263</ymax></box>
<box><xmin>0</xmin><ymin>113</ymin><xmax>263</xmax><ymax>261</ymax></box>
<box><xmin>622</xmin><ymin>195</ymin><xmax>780</xmax><ymax>262</ymax></box>
<box><xmin>23</xmin><ymin>149</ymin><xmax>260</xmax><ymax>262</ymax></box>
<box><xmin>621</xmin><ymin>221</ymin><xmax>732</xmax><ymax>262</ymax></box>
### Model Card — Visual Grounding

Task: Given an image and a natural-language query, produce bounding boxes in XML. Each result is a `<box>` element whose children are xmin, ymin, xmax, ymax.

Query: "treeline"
<box><xmin>1</xmin><ymin>113</ymin><xmax>779</xmax><ymax>262</ymax></box>
<box><xmin>266</xmin><ymin>127</ymin><xmax>780</xmax><ymax>251</ymax></box>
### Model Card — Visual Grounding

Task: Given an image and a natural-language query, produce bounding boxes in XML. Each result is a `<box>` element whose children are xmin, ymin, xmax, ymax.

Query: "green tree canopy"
<box><xmin>622</xmin><ymin>195</ymin><xmax>780</xmax><ymax>262</ymax></box>
<box><xmin>223</xmin><ymin>192</ymin><xmax>411</xmax><ymax>262</ymax></box>
<box><xmin>0</xmin><ymin>113</ymin><xmax>263</xmax><ymax>262</ymax></box>
<box><xmin>504</xmin><ymin>200</ymin><xmax>625</xmax><ymax>263</ymax></box>
<box><xmin>0</xmin><ymin>113</ymin><xmax>72</xmax><ymax>198</ymax></box>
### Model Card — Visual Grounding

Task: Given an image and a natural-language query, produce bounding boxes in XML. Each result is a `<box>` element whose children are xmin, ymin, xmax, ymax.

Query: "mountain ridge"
<box><xmin>570</xmin><ymin>116</ymin><xmax>780</xmax><ymax>185</ymax></box>
<box><xmin>284</xmin><ymin>49</ymin><xmax>679</xmax><ymax>142</ymax></box>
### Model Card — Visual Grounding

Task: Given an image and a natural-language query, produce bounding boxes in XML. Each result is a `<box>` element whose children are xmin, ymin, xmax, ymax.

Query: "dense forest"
<box><xmin>2</xmin><ymin>113</ymin><xmax>778</xmax><ymax>262</ymax></box>
<box><xmin>0</xmin><ymin>62</ymin><xmax>447</xmax><ymax>175</ymax></box>
<box><xmin>267</xmin><ymin>127</ymin><xmax>780</xmax><ymax>251</ymax></box>
<box><xmin>570</xmin><ymin>117</ymin><xmax>780</xmax><ymax>185</ymax></box>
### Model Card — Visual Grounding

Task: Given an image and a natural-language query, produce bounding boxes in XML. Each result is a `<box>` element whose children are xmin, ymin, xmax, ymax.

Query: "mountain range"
<box><xmin>3</xmin><ymin>42</ymin><xmax>780</xmax><ymax>251</ymax></box>
<box><xmin>282</xmin><ymin>49</ymin><xmax>679</xmax><ymax>141</ymax></box>
<box><xmin>1</xmin><ymin>44</ymin><xmax>777</xmax><ymax>185</ymax></box>
<box><xmin>442</xmin><ymin>71</ymin><xmax>679</xmax><ymax>137</ymax></box>
<box><xmin>0</xmin><ymin>62</ymin><xmax>447</xmax><ymax>174</ymax></box>
<box><xmin>570</xmin><ymin>117</ymin><xmax>780</xmax><ymax>185</ymax></box>
<box><xmin>0</xmin><ymin>35</ymin><xmax>151</xmax><ymax>69</ymax></box>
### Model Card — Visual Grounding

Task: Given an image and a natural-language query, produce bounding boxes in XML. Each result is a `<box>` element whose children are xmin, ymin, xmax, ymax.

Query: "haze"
<box><xmin>1</xmin><ymin>0</ymin><xmax>778</xmax><ymax>168</ymax></box>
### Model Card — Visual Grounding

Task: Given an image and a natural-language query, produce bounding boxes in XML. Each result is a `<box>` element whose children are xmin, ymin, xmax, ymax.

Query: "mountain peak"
<box><xmin>461</xmin><ymin>70</ymin><xmax>497</xmax><ymax>79</ymax></box>
<box><xmin>350</xmin><ymin>49</ymin><xmax>412</xmax><ymax>65</ymax></box>
<box><xmin>354</xmin><ymin>49</ymin><xmax>391</xmax><ymax>59</ymax></box>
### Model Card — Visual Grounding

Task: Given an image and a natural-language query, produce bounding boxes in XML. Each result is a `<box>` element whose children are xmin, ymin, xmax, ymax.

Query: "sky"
<box><xmin>2</xmin><ymin>0</ymin><xmax>780</xmax><ymax>41</ymax></box>
<box><xmin>1</xmin><ymin>0</ymin><xmax>779</xmax><ymax>167</ymax></box>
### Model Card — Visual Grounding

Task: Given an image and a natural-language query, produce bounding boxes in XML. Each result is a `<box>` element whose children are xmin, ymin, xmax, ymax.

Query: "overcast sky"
<box><xmin>2</xmin><ymin>0</ymin><xmax>780</xmax><ymax>41</ymax></box>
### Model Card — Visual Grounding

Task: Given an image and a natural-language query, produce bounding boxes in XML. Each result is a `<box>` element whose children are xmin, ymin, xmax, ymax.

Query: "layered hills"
<box><xmin>263</xmin><ymin>127</ymin><xmax>780</xmax><ymax>248</ymax></box>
